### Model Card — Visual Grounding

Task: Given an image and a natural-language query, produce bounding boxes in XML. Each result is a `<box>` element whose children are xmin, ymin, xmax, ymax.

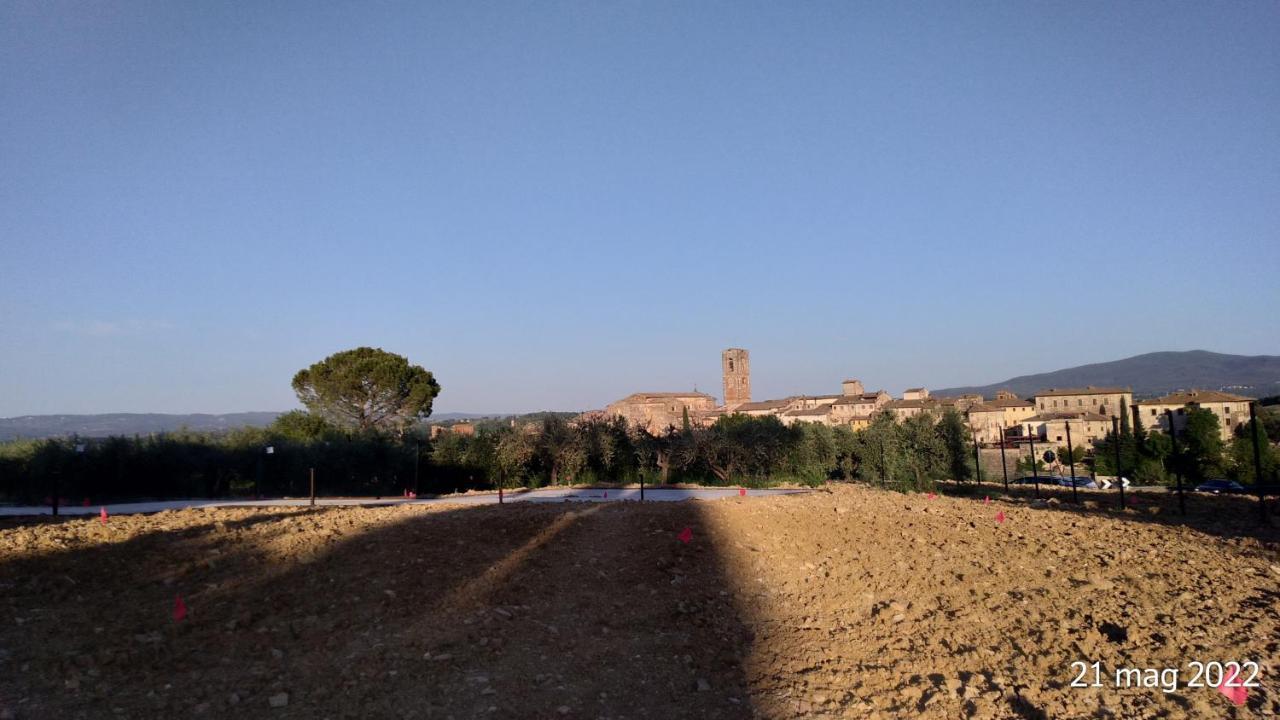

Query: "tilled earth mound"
<box><xmin>0</xmin><ymin>485</ymin><xmax>1277</xmax><ymax>719</ymax></box>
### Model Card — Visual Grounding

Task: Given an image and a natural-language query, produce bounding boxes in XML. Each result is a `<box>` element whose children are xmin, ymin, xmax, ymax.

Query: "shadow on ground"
<box><xmin>0</xmin><ymin>500</ymin><xmax>759</xmax><ymax>719</ymax></box>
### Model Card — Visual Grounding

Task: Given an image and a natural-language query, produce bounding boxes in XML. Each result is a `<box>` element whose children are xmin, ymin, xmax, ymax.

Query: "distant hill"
<box><xmin>0</xmin><ymin>410</ymin><xmax>567</xmax><ymax>441</ymax></box>
<box><xmin>0</xmin><ymin>412</ymin><xmax>285</xmax><ymax>441</ymax></box>
<box><xmin>936</xmin><ymin>350</ymin><xmax>1280</xmax><ymax>400</ymax></box>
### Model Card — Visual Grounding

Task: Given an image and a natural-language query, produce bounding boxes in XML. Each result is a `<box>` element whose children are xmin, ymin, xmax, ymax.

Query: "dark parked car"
<box><xmin>1054</xmin><ymin>476</ymin><xmax>1098</xmax><ymax>489</ymax></box>
<box><xmin>1011</xmin><ymin>476</ymin><xmax>1045</xmax><ymax>485</ymax></box>
<box><xmin>1193</xmin><ymin>479</ymin><xmax>1246</xmax><ymax>494</ymax></box>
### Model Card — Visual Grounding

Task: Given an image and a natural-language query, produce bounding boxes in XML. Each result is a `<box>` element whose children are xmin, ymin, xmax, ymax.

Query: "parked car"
<box><xmin>1193</xmin><ymin>479</ymin><xmax>1246</xmax><ymax>494</ymax></box>
<box><xmin>1011</xmin><ymin>476</ymin><xmax>1045</xmax><ymax>485</ymax></box>
<box><xmin>1054</xmin><ymin>476</ymin><xmax>1098</xmax><ymax>489</ymax></box>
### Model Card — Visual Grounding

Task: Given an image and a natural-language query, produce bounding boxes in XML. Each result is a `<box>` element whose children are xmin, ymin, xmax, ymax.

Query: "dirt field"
<box><xmin>1</xmin><ymin>485</ymin><xmax>1277</xmax><ymax>719</ymax></box>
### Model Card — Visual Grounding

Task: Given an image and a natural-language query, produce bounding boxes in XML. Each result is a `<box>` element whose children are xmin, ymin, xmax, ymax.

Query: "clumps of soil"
<box><xmin>0</xmin><ymin>486</ymin><xmax>1276</xmax><ymax>718</ymax></box>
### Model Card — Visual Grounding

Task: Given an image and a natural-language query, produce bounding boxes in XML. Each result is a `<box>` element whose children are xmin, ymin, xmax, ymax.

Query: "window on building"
<box><xmin>728</xmin><ymin>360</ymin><xmax>734</xmax><ymax>372</ymax></box>
<box><xmin>1150</xmin><ymin>408</ymin><xmax>1157</xmax><ymax>416</ymax></box>
<box><xmin>1056</xmin><ymin>435</ymin><xmax>1063</xmax><ymax>441</ymax></box>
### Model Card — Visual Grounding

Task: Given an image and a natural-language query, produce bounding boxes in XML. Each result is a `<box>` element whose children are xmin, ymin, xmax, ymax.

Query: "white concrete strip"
<box><xmin>0</xmin><ymin>487</ymin><xmax>808</xmax><ymax>516</ymax></box>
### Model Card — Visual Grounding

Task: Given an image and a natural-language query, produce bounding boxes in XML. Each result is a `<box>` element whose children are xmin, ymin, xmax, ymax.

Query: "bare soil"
<box><xmin>1</xmin><ymin>486</ymin><xmax>1277</xmax><ymax>719</ymax></box>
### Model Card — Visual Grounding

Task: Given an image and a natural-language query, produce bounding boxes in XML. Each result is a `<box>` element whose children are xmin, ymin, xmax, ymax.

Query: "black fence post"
<box><xmin>1112</xmin><ymin>416</ymin><xmax>1125</xmax><ymax>511</ymax></box>
<box><xmin>309</xmin><ymin>467</ymin><xmax>316</xmax><ymax>508</ymax></box>
<box><xmin>1250</xmin><ymin>402</ymin><xmax>1268</xmax><ymax>524</ymax></box>
<box><xmin>1166</xmin><ymin>409</ymin><xmax>1185</xmax><ymax>516</ymax></box>
<box><xmin>1065</xmin><ymin>421</ymin><xmax>1078</xmax><ymax>503</ymax></box>
<box><xmin>998</xmin><ymin>430</ymin><xmax>1009</xmax><ymax>494</ymax></box>
<box><xmin>640</xmin><ymin>472</ymin><xmax>645</xmax><ymax>502</ymax></box>
<box><xmin>1029</xmin><ymin>434</ymin><xmax>1040</xmax><ymax>499</ymax></box>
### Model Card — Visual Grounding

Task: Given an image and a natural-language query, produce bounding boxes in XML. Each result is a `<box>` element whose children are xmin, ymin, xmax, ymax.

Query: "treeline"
<box><xmin>1084</xmin><ymin>407</ymin><xmax>1276</xmax><ymax>485</ymax></box>
<box><xmin>0</xmin><ymin>409</ymin><xmax>984</xmax><ymax>503</ymax></box>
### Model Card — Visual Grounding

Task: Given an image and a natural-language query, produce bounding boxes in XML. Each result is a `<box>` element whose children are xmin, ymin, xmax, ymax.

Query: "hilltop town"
<box><xmin>598</xmin><ymin>348</ymin><xmax>1255</xmax><ymax>448</ymax></box>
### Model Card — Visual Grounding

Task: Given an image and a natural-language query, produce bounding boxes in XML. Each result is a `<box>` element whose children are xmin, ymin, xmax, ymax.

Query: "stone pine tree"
<box><xmin>291</xmin><ymin>347</ymin><xmax>440</xmax><ymax>435</ymax></box>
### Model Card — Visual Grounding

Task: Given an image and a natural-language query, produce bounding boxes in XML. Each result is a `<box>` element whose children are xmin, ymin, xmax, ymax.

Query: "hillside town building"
<box><xmin>1034</xmin><ymin>387</ymin><xmax>1133</xmax><ymax>418</ymax></box>
<box><xmin>599</xmin><ymin>350</ymin><xmax>1257</xmax><ymax>448</ymax></box>
<box><xmin>1137</xmin><ymin>390</ymin><xmax>1254</xmax><ymax>440</ymax></box>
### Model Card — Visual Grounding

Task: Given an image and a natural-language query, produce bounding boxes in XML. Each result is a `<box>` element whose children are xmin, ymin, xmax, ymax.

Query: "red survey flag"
<box><xmin>983</xmin><ymin>496</ymin><xmax>990</xmax><ymax>505</ymax></box>
<box><xmin>677</xmin><ymin>527</ymin><xmax>692</xmax><ymax>544</ymax></box>
<box><xmin>995</xmin><ymin>511</ymin><xmax>1006</xmax><ymax>524</ymax></box>
<box><xmin>1216</xmin><ymin>675</ymin><xmax>1247</xmax><ymax>707</ymax></box>
<box><xmin>173</xmin><ymin>594</ymin><xmax>188</xmax><ymax>622</ymax></box>
<box><xmin>99</xmin><ymin>507</ymin><xmax>108</xmax><ymax>524</ymax></box>
<box><xmin>926</xmin><ymin>492</ymin><xmax>936</xmax><ymax>500</ymax></box>
<box><xmin>739</xmin><ymin>488</ymin><xmax>747</xmax><ymax>497</ymax></box>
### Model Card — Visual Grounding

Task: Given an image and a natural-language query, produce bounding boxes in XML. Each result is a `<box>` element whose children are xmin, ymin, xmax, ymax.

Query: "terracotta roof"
<box><xmin>833</xmin><ymin>392</ymin><xmax>887</xmax><ymax>406</ymax></box>
<box><xmin>969</xmin><ymin>399</ymin><xmax>1035</xmax><ymax>413</ymax></box>
<box><xmin>1138</xmin><ymin>389</ymin><xmax>1254</xmax><ymax>405</ymax></box>
<box><xmin>784</xmin><ymin>404</ymin><xmax>833</xmax><ymax>417</ymax></box>
<box><xmin>620</xmin><ymin>391</ymin><xmax>715</xmax><ymax>400</ymax></box>
<box><xmin>885</xmin><ymin>398</ymin><xmax>939</xmax><ymax>409</ymax></box>
<box><xmin>1035</xmin><ymin>386</ymin><xmax>1130</xmax><ymax>397</ymax></box>
<box><xmin>734</xmin><ymin>399</ymin><xmax>793</xmax><ymax>412</ymax></box>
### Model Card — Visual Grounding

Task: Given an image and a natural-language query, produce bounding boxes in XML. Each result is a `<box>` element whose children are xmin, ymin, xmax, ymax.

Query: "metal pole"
<box><xmin>1166</xmin><ymin>409</ymin><xmax>1185</xmax><ymax>516</ymax></box>
<box><xmin>1250</xmin><ymin>402</ymin><xmax>1268</xmax><ymax>523</ymax></box>
<box><xmin>1065</xmin><ymin>421</ymin><xmax>1078</xmax><ymax>503</ymax></box>
<box><xmin>309</xmin><ymin>467</ymin><xmax>316</xmax><ymax>508</ymax></box>
<box><xmin>413</xmin><ymin>441</ymin><xmax>420</xmax><ymax>495</ymax></box>
<box><xmin>1112</xmin><ymin>416</ymin><xmax>1125</xmax><ymax>511</ymax></box>
<box><xmin>51</xmin><ymin>468</ymin><xmax>59</xmax><ymax>517</ymax></box>
<box><xmin>255</xmin><ymin>456</ymin><xmax>262</xmax><ymax>500</ymax></box>
<box><xmin>640</xmin><ymin>472</ymin><xmax>645</xmax><ymax>502</ymax></box>
<box><xmin>998</xmin><ymin>428</ymin><xmax>1009</xmax><ymax>494</ymax></box>
<box><xmin>1029</xmin><ymin>433</ymin><xmax>1040</xmax><ymax>499</ymax></box>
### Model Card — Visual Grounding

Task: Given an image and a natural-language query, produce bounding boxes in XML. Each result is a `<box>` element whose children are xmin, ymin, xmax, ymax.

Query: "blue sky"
<box><xmin>2</xmin><ymin>2</ymin><xmax>1278</xmax><ymax>416</ymax></box>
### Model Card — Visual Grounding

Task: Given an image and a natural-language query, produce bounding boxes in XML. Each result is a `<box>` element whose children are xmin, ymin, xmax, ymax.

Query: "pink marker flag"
<box><xmin>677</xmin><ymin>527</ymin><xmax>692</xmax><ymax>544</ymax></box>
<box><xmin>739</xmin><ymin>488</ymin><xmax>747</xmax><ymax>497</ymax></box>
<box><xmin>1216</xmin><ymin>667</ymin><xmax>1247</xmax><ymax>706</ymax></box>
<box><xmin>983</xmin><ymin>496</ymin><xmax>990</xmax><ymax>505</ymax></box>
<box><xmin>995</xmin><ymin>511</ymin><xmax>1006</xmax><ymax>524</ymax></box>
<box><xmin>173</xmin><ymin>594</ymin><xmax>188</xmax><ymax>622</ymax></box>
<box><xmin>99</xmin><ymin>507</ymin><xmax>108</xmax><ymax>524</ymax></box>
<box><xmin>926</xmin><ymin>492</ymin><xmax>937</xmax><ymax>500</ymax></box>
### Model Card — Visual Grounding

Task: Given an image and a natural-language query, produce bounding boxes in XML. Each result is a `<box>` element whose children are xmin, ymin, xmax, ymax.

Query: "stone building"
<box><xmin>1034</xmin><ymin>387</ymin><xmax>1132</xmax><ymax>419</ymax></box>
<box><xmin>883</xmin><ymin>398</ymin><xmax>940</xmax><ymax>422</ymax></box>
<box><xmin>1136</xmin><ymin>389</ymin><xmax>1254</xmax><ymax>440</ymax></box>
<box><xmin>903</xmin><ymin>387</ymin><xmax>930</xmax><ymax>401</ymax></box>
<box><xmin>722</xmin><ymin>348</ymin><xmax>750</xmax><ymax>410</ymax></box>
<box><xmin>603</xmin><ymin>392</ymin><xmax>718</xmax><ymax>434</ymax></box>
<box><xmin>781</xmin><ymin>404</ymin><xmax>835</xmax><ymax>426</ymax></box>
<box><xmin>967</xmin><ymin>397</ymin><xmax>1035</xmax><ymax>444</ymax></box>
<box><xmin>830</xmin><ymin>390</ymin><xmax>891</xmax><ymax>422</ymax></box>
<box><xmin>430</xmin><ymin>422</ymin><xmax>476</xmax><ymax>439</ymax></box>
<box><xmin>1018</xmin><ymin>411</ymin><xmax>1111</xmax><ymax>446</ymax></box>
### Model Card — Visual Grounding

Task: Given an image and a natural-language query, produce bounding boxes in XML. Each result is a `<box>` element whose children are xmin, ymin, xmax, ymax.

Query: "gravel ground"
<box><xmin>0</xmin><ymin>485</ymin><xmax>1276</xmax><ymax>719</ymax></box>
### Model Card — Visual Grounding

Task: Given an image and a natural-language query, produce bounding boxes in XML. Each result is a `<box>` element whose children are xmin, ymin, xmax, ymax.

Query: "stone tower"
<box><xmin>722</xmin><ymin>348</ymin><xmax>750</xmax><ymax>409</ymax></box>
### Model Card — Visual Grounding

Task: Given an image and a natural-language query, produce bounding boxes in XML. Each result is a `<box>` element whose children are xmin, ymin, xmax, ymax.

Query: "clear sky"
<box><xmin>2</xmin><ymin>2</ymin><xmax>1278</xmax><ymax>417</ymax></box>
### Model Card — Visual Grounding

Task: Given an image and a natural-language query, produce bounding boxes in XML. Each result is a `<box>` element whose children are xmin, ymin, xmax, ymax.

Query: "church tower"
<box><xmin>722</xmin><ymin>348</ymin><xmax>750</xmax><ymax>409</ymax></box>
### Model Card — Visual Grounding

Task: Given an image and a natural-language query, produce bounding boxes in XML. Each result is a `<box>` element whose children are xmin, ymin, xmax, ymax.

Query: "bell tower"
<box><xmin>722</xmin><ymin>348</ymin><xmax>750</xmax><ymax>410</ymax></box>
